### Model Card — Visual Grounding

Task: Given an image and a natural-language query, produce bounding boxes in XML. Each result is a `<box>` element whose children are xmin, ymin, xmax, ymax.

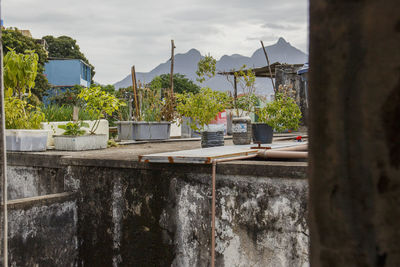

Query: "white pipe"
<box><xmin>273</xmin><ymin>144</ymin><xmax>308</xmax><ymax>151</ymax></box>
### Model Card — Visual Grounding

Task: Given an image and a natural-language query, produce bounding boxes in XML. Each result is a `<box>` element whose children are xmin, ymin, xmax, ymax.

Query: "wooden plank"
<box><xmin>139</xmin><ymin>142</ymin><xmax>303</xmax><ymax>164</ymax></box>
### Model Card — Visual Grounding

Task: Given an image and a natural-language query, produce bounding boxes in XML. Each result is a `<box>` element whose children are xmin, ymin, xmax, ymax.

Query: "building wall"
<box><xmin>44</xmin><ymin>59</ymin><xmax>91</xmax><ymax>88</ymax></box>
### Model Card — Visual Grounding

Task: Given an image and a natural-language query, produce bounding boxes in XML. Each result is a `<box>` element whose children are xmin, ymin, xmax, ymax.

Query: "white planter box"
<box><xmin>41</xmin><ymin>119</ymin><xmax>109</xmax><ymax>147</ymax></box>
<box><xmin>6</xmin><ymin>129</ymin><xmax>49</xmax><ymax>152</ymax></box>
<box><xmin>53</xmin><ymin>134</ymin><xmax>108</xmax><ymax>151</ymax></box>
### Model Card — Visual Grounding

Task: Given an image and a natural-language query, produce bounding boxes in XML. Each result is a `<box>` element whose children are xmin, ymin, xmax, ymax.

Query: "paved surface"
<box><xmin>20</xmin><ymin>132</ymin><xmax>307</xmax><ymax>162</ymax></box>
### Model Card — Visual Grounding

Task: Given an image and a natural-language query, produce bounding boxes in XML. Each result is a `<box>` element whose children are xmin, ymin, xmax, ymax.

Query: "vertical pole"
<box><xmin>211</xmin><ymin>161</ymin><xmax>216</xmax><ymax>267</ymax></box>
<box><xmin>260</xmin><ymin>40</ymin><xmax>276</xmax><ymax>93</ymax></box>
<box><xmin>131</xmin><ymin>66</ymin><xmax>140</xmax><ymax>120</ymax></box>
<box><xmin>233</xmin><ymin>76</ymin><xmax>238</xmax><ymax>116</ymax></box>
<box><xmin>170</xmin><ymin>40</ymin><xmax>175</xmax><ymax>95</ymax></box>
<box><xmin>0</xmin><ymin>1</ymin><xmax>8</xmax><ymax>265</ymax></box>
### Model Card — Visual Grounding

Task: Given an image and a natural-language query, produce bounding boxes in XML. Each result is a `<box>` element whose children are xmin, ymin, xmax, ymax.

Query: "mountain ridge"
<box><xmin>113</xmin><ymin>37</ymin><xmax>307</xmax><ymax>95</ymax></box>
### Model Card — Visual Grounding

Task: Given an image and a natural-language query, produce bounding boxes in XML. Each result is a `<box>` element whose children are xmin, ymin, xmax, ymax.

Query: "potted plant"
<box><xmin>226</xmin><ymin>65</ymin><xmax>259</xmax><ymax>145</ymax></box>
<box><xmin>254</xmin><ymin>85</ymin><xmax>302</xmax><ymax>144</ymax></box>
<box><xmin>3</xmin><ymin>49</ymin><xmax>49</xmax><ymax>151</ymax></box>
<box><xmin>176</xmin><ymin>87</ymin><xmax>230</xmax><ymax>148</ymax></box>
<box><xmin>116</xmin><ymin>87</ymin><xmax>174</xmax><ymax>140</ymax></box>
<box><xmin>40</xmin><ymin>86</ymin><xmax>111</xmax><ymax>147</ymax></box>
<box><xmin>53</xmin><ymin>86</ymin><xmax>125</xmax><ymax>150</ymax></box>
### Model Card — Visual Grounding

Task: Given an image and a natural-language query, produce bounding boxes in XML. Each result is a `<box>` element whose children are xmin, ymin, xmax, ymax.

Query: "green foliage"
<box><xmin>78</xmin><ymin>86</ymin><xmax>126</xmax><ymax>134</ymax></box>
<box><xmin>227</xmin><ymin>65</ymin><xmax>258</xmax><ymax>116</ymax></box>
<box><xmin>2</xmin><ymin>28</ymin><xmax>50</xmax><ymax>100</ymax></box>
<box><xmin>150</xmin><ymin>74</ymin><xmax>200</xmax><ymax>94</ymax></box>
<box><xmin>139</xmin><ymin>87</ymin><xmax>163</xmax><ymax>122</ymax></box>
<box><xmin>196</xmin><ymin>54</ymin><xmax>216</xmax><ymax>83</ymax></box>
<box><xmin>257</xmin><ymin>86</ymin><xmax>302</xmax><ymax>132</ymax></box>
<box><xmin>3</xmin><ymin>49</ymin><xmax>45</xmax><ymax>129</ymax></box>
<box><xmin>5</xmin><ymin>96</ymin><xmax>45</xmax><ymax>129</ymax></box>
<box><xmin>235</xmin><ymin>94</ymin><xmax>260</xmax><ymax>114</ymax></box>
<box><xmin>41</xmin><ymin>104</ymin><xmax>97</xmax><ymax>122</ymax></box>
<box><xmin>48</xmin><ymin>85</ymin><xmax>83</xmax><ymax>106</ymax></box>
<box><xmin>176</xmin><ymin>88</ymin><xmax>230</xmax><ymax>131</ymax></box>
<box><xmin>43</xmin><ymin>35</ymin><xmax>95</xmax><ymax>83</ymax></box>
<box><xmin>3</xmin><ymin>49</ymin><xmax>38</xmax><ymax>99</ymax></box>
<box><xmin>58</xmin><ymin>121</ymin><xmax>89</xmax><ymax>136</ymax></box>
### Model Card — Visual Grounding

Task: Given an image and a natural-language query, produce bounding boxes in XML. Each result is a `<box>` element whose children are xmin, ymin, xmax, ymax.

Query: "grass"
<box><xmin>42</xmin><ymin>105</ymin><xmax>97</xmax><ymax>122</ymax></box>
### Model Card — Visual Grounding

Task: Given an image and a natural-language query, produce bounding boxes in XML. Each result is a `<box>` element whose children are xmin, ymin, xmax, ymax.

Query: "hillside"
<box><xmin>114</xmin><ymin>37</ymin><xmax>307</xmax><ymax>96</ymax></box>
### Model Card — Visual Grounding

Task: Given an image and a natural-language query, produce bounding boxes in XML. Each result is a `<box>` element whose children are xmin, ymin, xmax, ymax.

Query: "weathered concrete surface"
<box><xmin>4</xmin><ymin>139</ymin><xmax>308</xmax><ymax>266</ymax></box>
<box><xmin>309</xmin><ymin>0</ymin><xmax>400</xmax><ymax>266</ymax></box>
<box><xmin>7</xmin><ymin>166</ymin><xmax>64</xmax><ymax>200</ymax></box>
<box><xmin>1</xmin><ymin>193</ymin><xmax>77</xmax><ymax>266</ymax></box>
<box><xmin>66</xmin><ymin>162</ymin><xmax>308</xmax><ymax>266</ymax></box>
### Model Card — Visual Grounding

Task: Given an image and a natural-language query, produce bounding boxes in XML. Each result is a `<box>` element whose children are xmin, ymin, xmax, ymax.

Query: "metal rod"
<box><xmin>0</xmin><ymin>0</ymin><xmax>9</xmax><ymax>264</ymax></box>
<box><xmin>210</xmin><ymin>154</ymin><xmax>257</xmax><ymax>267</ymax></box>
<box><xmin>260</xmin><ymin>40</ymin><xmax>276</xmax><ymax>93</ymax></box>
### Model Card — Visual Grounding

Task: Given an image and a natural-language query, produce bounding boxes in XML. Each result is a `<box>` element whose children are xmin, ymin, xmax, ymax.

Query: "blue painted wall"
<box><xmin>44</xmin><ymin>59</ymin><xmax>91</xmax><ymax>88</ymax></box>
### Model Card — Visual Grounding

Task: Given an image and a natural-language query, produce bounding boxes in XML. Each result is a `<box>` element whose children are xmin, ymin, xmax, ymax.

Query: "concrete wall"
<box><xmin>1</xmin><ymin>193</ymin><xmax>78</xmax><ymax>266</ymax></box>
<box><xmin>275</xmin><ymin>65</ymin><xmax>308</xmax><ymax>125</ymax></box>
<box><xmin>309</xmin><ymin>0</ymin><xmax>400</xmax><ymax>266</ymax></box>
<box><xmin>3</xmin><ymin>154</ymin><xmax>309</xmax><ymax>266</ymax></box>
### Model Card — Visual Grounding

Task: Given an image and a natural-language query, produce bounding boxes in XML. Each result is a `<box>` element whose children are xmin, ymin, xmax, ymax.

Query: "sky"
<box><xmin>3</xmin><ymin>0</ymin><xmax>309</xmax><ymax>85</ymax></box>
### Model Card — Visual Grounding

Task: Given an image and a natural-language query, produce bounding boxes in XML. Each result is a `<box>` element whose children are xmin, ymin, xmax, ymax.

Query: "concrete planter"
<box><xmin>116</xmin><ymin>121</ymin><xmax>171</xmax><ymax>140</ymax></box>
<box><xmin>232</xmin><ymin>116</ymin><xmax>252</xmax><ymax>145</ymax></box>
<box><xmin>53</xmin><ymin>134</ymin><xmax>108</xmax><ymax>151</ymax></box>
<box><xmin>6</xmin><ymin>129</ymin><xmax>49</xmax><ymax>152</ymax></box>
<box><xmin>41</xmin><ymin>119</ymin><xmax>109</xmax><ymax>147</ymax></box>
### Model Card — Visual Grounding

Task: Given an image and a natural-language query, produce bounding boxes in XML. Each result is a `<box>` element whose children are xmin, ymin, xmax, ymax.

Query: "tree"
<box><xmin>2</xmin><ymin>28</ymin><xmax>50</xmax><ymax>100</ymax></box>
<box><xmin>149</xmin><ymin>73</ymin><xmax>200</xmax><ymax>94</ymax></box>
<box><xmin>43</xmin><ymin>35</ymin><xmax>95</xmax><ymax>83</ymax></box>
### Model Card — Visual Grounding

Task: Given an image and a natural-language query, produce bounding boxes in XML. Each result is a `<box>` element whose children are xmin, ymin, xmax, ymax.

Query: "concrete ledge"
<box><xmin>4</xmin><ymin>192</ymin><xmax>75</xmax><ymax>210</ymax></box>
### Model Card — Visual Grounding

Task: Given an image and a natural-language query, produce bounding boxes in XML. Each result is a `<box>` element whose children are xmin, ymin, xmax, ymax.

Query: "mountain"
<box><xmin>113</xmin><ymin>37</ymin><xmax>307</xmax><ymax>96</ymax></box>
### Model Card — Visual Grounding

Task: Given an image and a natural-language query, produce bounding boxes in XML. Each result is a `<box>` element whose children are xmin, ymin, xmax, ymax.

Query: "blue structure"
<box><xmin>44</xmin><ymin>59</ymin><xmax>91</xmax><ymax>88</ymax></box>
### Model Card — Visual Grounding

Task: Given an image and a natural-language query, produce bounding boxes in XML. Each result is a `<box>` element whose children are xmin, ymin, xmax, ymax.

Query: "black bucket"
<box><xmin>201</xmin><ymin>131</ymin><xmax>224</xmax><ymax>148</ymax></box>
<box><xmin>252</xmin><ymin>123</ymin><xmax>273</xmax><ymax>144</ymax></box>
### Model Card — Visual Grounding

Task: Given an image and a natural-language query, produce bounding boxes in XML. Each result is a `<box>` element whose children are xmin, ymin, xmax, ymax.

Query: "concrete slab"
<box><xmin>139</xmin><ymin>142</ymin><xmax>303</xmax><ymax>164</ymax></box>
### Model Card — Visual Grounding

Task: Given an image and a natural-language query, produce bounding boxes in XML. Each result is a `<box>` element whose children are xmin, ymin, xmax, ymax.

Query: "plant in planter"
<box><xmin>226</xmin><ymin>65</ymin><xmax>259</xmax><ymax>145</ymax></box>
<box><xmin>116</xmin><ymin>86</ymin><xmax>174</xmax><ymax>141</ymax></box>
<box><xmin>53</xmin><ymin>86</ymin><xmax>125</xmax><ymax>151</ymax></box>
<box><xmin>176</xmin><ymin>87</ymin><xmax>230</xmax><ymax>148</ymax></box>
<box><xmin>3</xmin><ymin>49</ymin><xmax>48</xmax><ymax>151</ymax></box>
<box><xmin>254</xmin><ymin>85</ymin><xmax>302</xmax><ymax>144</ymax></box>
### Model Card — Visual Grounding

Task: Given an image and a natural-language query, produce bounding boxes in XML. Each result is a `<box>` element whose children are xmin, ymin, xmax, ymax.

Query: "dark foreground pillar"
<box><xmin>309</xmin><ymin>0</ymin><xmax>400</xmax><ymax>266</ymax></box>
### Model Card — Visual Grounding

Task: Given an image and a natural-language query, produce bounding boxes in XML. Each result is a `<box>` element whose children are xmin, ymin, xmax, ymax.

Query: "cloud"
<box><xmin>3</xmin><ymin>0</ymin><xmax>308</xmax><ymax>84</ymax></box>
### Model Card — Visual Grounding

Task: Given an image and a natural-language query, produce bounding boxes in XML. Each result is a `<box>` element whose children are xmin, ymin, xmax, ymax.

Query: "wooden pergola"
<box><xmin>217</xmin><ymin>62</ymin><xmax>303</xmax><ymax>98</ymax></box>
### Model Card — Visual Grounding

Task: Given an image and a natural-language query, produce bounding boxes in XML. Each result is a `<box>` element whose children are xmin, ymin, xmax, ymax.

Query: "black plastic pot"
<box><xmin>252</xmin><ymin>123</ymin><xmax>273</xmax><ymax>144</ymax></box>
<box><xmin>201</xmin><ymin>131</ymin><xmax>224</xmax><ymax>148</ymax></box>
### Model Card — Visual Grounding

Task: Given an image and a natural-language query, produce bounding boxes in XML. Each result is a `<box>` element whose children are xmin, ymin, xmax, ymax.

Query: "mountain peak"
<box><xmin>277</xmin><ymin>37</ymin><xmax>288</xmax><ymax>45</ymax></box>
<box><xmin>187</xmin><ymin>48</ymin><xmax>201</xmax><ymax>55</ymax></box>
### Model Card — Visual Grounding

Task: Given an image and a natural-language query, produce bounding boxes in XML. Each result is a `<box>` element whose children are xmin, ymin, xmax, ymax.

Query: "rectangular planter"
<box><xmin>6</xmin><ymin>129</ymin><xmax>49</xmax><ymax>152</ymax></box>
<box><xmin>116</xmin><ymin>121</ymin><xmax>171</xmax><ymax>140</ymax></box>
<box><xmin>53</xmin><ymin>134</ymin><xmax>108</xmax><ymax>151</ymax></box>
<box><xmin>41</xmin><ymin>119</ymin><xmax>109</xmax><ymax>147</ymax></box>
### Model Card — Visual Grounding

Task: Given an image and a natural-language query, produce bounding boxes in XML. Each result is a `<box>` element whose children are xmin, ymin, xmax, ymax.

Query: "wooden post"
<box><xmin>131</xmin><ymin>66</ymin><xmax>140</xmax><ymax>120</ymax></box>
<box><xmin>260</xmin><ymin>40</ymin><xmax>276</xmax><ymax>93</ymax></box>
<box><xmin>170</xmin><ymin>40</ymin><xmax>175</xmax><ymax>95</ymax></box>
<box><xmin>0</xmin><ymin>1</ymin><xmax>9</xmax><ymax>265</ymax></box>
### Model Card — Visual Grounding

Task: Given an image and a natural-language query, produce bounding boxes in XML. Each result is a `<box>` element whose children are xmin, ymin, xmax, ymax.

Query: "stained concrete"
<box><xmin>2</xmin><ymin>138</ymin><xmax>308</xmax><ymax>266</ymax></box>
<box><xmin>309</xmin><ymin>0</ymin><xmax>400</xmax><ymax>266</ymax></box>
